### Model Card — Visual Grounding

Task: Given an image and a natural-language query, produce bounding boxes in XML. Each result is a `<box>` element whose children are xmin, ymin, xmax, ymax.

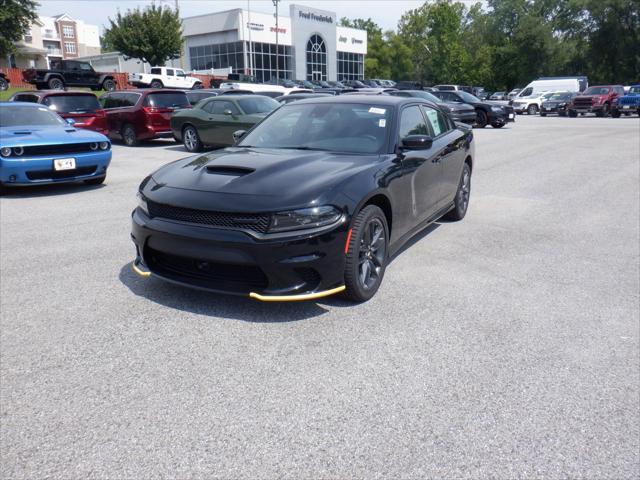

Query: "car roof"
<box><xmin>11</xmin><ymin>90</ymin><xmax>97</xmax><ymax>97</ymax></box>
<box><xmin>286</xmin><ymin>95</ymin><xmax>438</xmax><ymax>109</ymax></box>
<box><xmin>107</xmin><ymin>89</ymin><xmax>183</xmax><ymax>95</ymax></box>
<box><xmin>209</xmin><ymin>94</ymin><xmax>269</xmax><ymax>100</ymax></box>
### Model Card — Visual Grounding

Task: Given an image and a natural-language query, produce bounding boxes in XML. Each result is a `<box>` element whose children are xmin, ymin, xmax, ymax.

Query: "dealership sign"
<box><xmin>298</xmin><ymin>10</ymin><xmax>333</xmax><ymax>23</ymax></box>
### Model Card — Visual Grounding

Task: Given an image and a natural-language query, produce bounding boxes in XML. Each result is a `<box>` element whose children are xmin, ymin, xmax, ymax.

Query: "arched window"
<box><xmin>306</xmin><ymin>34</ymin><xmax>327</xmax><ymax>81</ymax></box>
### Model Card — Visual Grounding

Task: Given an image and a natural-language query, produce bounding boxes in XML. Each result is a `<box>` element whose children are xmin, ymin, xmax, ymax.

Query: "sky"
<box><xmin>36</xmin><ymin>0</ymin><xmax>470</xmax><ymax>33</ymax></box>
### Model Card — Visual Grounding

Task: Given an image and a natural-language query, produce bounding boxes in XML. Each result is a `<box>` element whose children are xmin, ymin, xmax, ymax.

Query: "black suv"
<box><xmin>22</xmin><ymin>60</ymin><xmax>117</xmax><ymax>91</ymax></box>
<box><xmin>432</xmin><ymin>90</ymin><xmax>515</xmax><ymax>128</ymax></box>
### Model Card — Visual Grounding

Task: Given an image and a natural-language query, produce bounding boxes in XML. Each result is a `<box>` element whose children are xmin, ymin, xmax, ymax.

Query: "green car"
<box><xmin>171</xmin><ymin>94</ymin><xmax>280</xmax><ymax>152</ymax></box>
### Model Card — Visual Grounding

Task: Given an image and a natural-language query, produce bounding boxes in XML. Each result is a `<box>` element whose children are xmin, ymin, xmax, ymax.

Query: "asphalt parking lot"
<box><xmin>1</xmin><ymin>115</ymin><xmax>639</xmax><ymax>478</ymax></box>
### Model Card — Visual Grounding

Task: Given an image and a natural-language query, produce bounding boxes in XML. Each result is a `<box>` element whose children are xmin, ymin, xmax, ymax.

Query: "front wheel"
<box><xmin>491</xmin><ymin>122</ymin><xmax>504</xmax><ymax>128</ymax></box>
<box><xmin>343</xmin><ymin>205</ymin><xmax>389</xmax><ymax>302</ymax></box>
<box><xmin>527</xmin><ymin>104</ymin><xmax>538</xmax><ymax>115</ymax></box>
<box><xmin>444</xmin><ymin>163</ymin><xmax>471</xmax><ymax>221</ymax></box>
<box><xmin>568</xmin><ymin>110</ymin><xmax>578</xmax><ymax>118</ymax></box>
<box><xmin>182</xmin><ymin>125</ymin><xmax>202</xmax><ymax>152</ymax></box>
<box><xmin>48</xmin><ymin>77</ymin><xmax>64</xmax><ymax>90</ymax></box>
<box><xmin>475</xmin><ymin>109</ymin><xmax>488</xmax><ymax>128</ymax></box>
<box><xmin>192</xmin><ymin>82</ymin><xmax>203</xmax><ymax>90</ymax></box>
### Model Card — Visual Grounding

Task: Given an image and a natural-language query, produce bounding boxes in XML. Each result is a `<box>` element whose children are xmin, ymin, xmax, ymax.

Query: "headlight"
<box><xmin>90</xmin><ymin>142</ymin><xmax>98</xmax><ymax>151</ymax></box>
<box><xmin>99</xmin><ymin>141</ymin><xmax>110</xmax><ymax>150</ymax></box>
<box><xmin>558</xmin><ymin>103</ymin><xmax>566</xmax><ymax>107</ymax></box>
<box><xmin>137</xmin><ymin>192</ymin><xmax>149</xmax><ymax>215</ymax></box>
<box><xmin>0</xmin><ymin>147</ymin><xmax>11</xmax><ymax>157</ymax></box>
<box><xmin>268</xmin><ymin>206</ymin><xmax>342</xmax><ymax>233</ymax></box>
<box><xmin>491</xmin><ymin>106</ymin><xmax>503</xmax><ymax>112</ymax></box>
<box><xmin>13</xmin><ymin>146</ymin><xmax>24</xmax><ymax>156</ymax></box>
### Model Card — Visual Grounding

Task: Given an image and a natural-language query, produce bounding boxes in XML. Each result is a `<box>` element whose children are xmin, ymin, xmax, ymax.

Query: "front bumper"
<box><xmin>0</xmin><ymin>150</ymin><xmax>111</xmax><ymax>186</ymax></box>
<box><xmin>570</xmin><ymin>104</ymin><xmax>604</xmax><ymax>114</ymax></box>
<box><xmin>131</xmin><ymin>208</ymin><xmax>349</xmax><ymax>300</ymax></box>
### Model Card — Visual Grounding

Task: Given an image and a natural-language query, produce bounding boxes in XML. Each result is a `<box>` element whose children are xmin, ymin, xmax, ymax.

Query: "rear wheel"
<box><xmin>444</xmin><ymin>162</ymin><xmax>471</xmax><ymax>221</ymax></box>
<box><xmin>84</xmin><ymin>175</ymin><xmax>106</xmax><ymax>185</ymax></box>
<box><xmin>122</xmin><ymin>124</ymin><xmax>138</xmax><ymax>147</ymax></box>
<box><xmin>102</xmin><ymin>78</ymin><xmax>116</xmax><ymax>91</ymax></box>
<box><xmin>527</xmin><ymin>104</ymin><xmax>538</xmax><ymax>115</ymax></box>
<box><xmin>182</xmin><ymin>125</ymin><xmax>202</xmax><ymax>152</ymax></box>
<box><xmin>343</xmin><ymin>205</ymin><xmax>388</xmax><ymax>302</ymax></box>
<box><xmin>150</xmin><ymin>80</ymin><xmax>163</xmax><ymax>89</ymax></box>
<box><xmin>568</xmin><ymin>110</ymin><xmax>578</xmax><ymax>118</ymax></box>
<box><xmin>475</xmin><ymin>109</ymin><xmax>488</xmax><ymax>128</ymax></box>
<box><xmin>0</xmin><ymin>77</ymin><xmax>8</xmax><ymax>91</ymax></box>
<box><xmin>192</xmin><ymin>82</ymin><xmax>203</xmax><ymax>89</ymax></box>
<box><xmin>48</xmin><ymin>77</ymin><xmax>64</xmax><ymax>90</ymax></box>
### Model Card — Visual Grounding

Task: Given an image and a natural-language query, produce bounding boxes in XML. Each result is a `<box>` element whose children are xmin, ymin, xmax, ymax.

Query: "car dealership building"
<box><xmin>181</xmin><ymin>4</ymin><xmax>367</xmax><ymax>83</ymax></box>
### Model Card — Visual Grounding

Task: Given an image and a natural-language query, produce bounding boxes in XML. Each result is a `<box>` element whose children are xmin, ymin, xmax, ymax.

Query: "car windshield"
<box><xmin>629</xmin><ymin>86</ymin><xmax>640</xmax><ymax>94</ymax></box>
<box><xmin>238</xmin><ymin>102</ymin><xmax>392</xmax><ymax>154</ymax></box>
<box><xmin>549</xmin><ymin>92</ymin><xmax>572</xmax><ymax>100</ymax></box>
<box><xmin>583</xmin><ymin>87</ymin><xmax>610</xmax><ymax>95</ymax></box>
<box><xmin>144</xmin><ymin>92</ymin><xmax>190</xmax><ymax>108</ymax></box>
<box><xmin>238</xmin><ymin>96</ymin><xmax>279</xmax><ymax>114</ymax></box>
<box><xmin>43</xmin><ymin>94</ymin><xmax>101</xmax><ymax>113</ymax></box>
<box><xmin>458</xmin><ymin>91</ymin><xmax>481</xmax><ymax>103</ymax></box>
<box><xmin>0</xmin><ymin>105</ymin><xmax>66</xmax><ymax>127</ymax></box>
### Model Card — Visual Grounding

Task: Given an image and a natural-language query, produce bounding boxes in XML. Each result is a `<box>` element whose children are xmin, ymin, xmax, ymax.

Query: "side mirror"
<box><xmin>65</xmin><ymin>118</ymin><xmax>76</xmax><ymax>126</ymax></box>
<box><xmin>401</xmin><ymin>135</ymin><xmax>433</xmax><ymax>150</ymax></box>
<box><xmin>223</xmin><ymin>109</ymin><xmax>233</xmax><ymax>116</ymax></box>
<box><xmin>233</xmin><ymin>130</ymin><xmax>247</xmax><ymax>142</ymax></box>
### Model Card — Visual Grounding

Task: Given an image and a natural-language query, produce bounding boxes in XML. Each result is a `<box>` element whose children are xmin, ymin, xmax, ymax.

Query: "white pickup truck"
<box><xmin>128</xmin><ymin>67</ymin><xmax>203</xmax><ymax>89</ymax></box>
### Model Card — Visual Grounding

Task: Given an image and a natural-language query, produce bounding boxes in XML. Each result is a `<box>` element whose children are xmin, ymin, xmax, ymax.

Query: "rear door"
<box><xmin>164</xmin><ymin>68</ymin><xmax>176</xmax><ymax>88</ymax></box>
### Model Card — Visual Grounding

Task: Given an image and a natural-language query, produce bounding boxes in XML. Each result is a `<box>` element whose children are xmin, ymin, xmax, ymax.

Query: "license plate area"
<box><xmin>54</xmin><ymin>158</ymin><xmax>76</xmax><ymax>171</ymax></box>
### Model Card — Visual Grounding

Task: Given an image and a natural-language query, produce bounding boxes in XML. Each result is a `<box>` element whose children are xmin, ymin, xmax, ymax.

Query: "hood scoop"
<box><xmin>205</xmin><ymin>165</ymin><xmax>255</xmax><ymax>176</ymax></box>
<box><xmin>13</xmin><ymin>131</ymin><xmax>32</xmax><ymax>135</ymax></box>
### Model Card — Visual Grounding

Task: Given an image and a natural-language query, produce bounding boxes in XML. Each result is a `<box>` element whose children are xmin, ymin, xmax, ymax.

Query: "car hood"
<box><xmin>0</xmin><ymin>125</ymin><xmax>108</xmax><ymax>147</ymax></box>
<box><xmin>147</xmin><ymin>147</ymin><xmax>379</xmax><ymax>211</ymax></box>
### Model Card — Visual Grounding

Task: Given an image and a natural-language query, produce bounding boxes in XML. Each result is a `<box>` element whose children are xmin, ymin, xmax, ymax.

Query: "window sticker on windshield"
<box><xmin>378</xmin><ymin>119</ymin><xmax>386</xmax><ymax>128</ymax></box>
<box><xmin>369</xmin><ymin>107</ymin><xmax>386</xmax><ymax>115</ymax></box>
<box><xmin>426</xmin><ymin>109</ymin><xmax>442</xmax><ymax>136</ymax></box>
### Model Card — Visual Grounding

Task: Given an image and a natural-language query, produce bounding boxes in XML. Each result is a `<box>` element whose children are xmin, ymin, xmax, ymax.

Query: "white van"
<box><xmin>511</xmin><ymin>77</ymin><xmax>588</xmax><ymax>114</ymax></box>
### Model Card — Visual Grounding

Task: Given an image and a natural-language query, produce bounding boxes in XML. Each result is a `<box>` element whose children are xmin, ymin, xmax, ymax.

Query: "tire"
<box><xmin>540</xmin><ymin>112</ymin><xmax>547</xmax><ymax>117</ymax></box>
<box><xmin>0</xmin><ymin>77</ymin><xmax>8</xmax><ymax>91</ymax></box>
<box><xmin>444</xmin><ymin>162</ymin><xmax>471</xmax><ymax>221</ymax></box>
<box><xmin>122</xmin><ymin>124</ymin><xmax>138</xmax><ymax>147</ymax></box>
<box><xmin>102</xmin><ymin>78</ymin><xmax>116</xmax><ymax>91</ymax></box>
<box><xmin>475</xmin><ymin>109</ymin><xmax>488</xmax><ymax>128</ymax></box>
<box><xmin>182</xmin><ymin>125</ymin><xmax>202</xmax><ymax>152</ymax></box>
<box><xmin>527</xmin><ymin>104</ymin><xmax>538</xmax><ymax>115</ymax></box>
<box><xmin>48</xmin><ymin>77</ymin><xmax>64</xmax><ymax>90</ymax></box>
<box><xmin>84</xmin><ymin>175</ymin><xmax>106</xmax><ymax>185</ymax></box>
<box><xmin>343</xmin><ymin>205</ymin><xmax>389</xmax><ymax>302</ymax></box>
<box><xmin>611</xmin><ymin>109</ymin><xmax>621</xmax><ymax>118</ymax></box>
<box><xmin>150</xmin><ymin>80</ymin><xmax>163</xmax><ymax>89</ymax></box>
<box><xmin>568</xmin><ymin>110</ymin><xmax>578</xmax><ymax>118</ymax></box>
<box><xmin>192</xmin><ymin>82</ymin><xmax>203</xmax><ymax>90</ymax></box>
<box><xmin>491</xmin><ymin>122</ymin><xmax>505</xmax><ymax>128</ymax></box>
<box><xmin>559</xmin><ymin>111</ymin><xmax>567</xmax><ymax>117</ymax></box>
<box><xmin>602</xmin><ymin>103</ymin><xmax>610</xmax><ymax>117</ymax></box>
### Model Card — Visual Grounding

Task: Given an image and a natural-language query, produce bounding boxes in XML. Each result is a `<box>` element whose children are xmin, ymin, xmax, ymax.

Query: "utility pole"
<box><xmin>174</xmin><ymin>0</ymin><xmax>183</xmax><ymax>69</ymax></box>
<box><xmin>273</xmin><ymin>0</ymin><xmax>280</xmax><ymax>83</ymax></box>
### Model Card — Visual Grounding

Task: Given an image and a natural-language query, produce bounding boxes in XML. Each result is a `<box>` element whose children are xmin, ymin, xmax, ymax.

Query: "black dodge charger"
<box><xmin>131</xmin><ymin>96</ymin><xmax>474</xmax><ymax>302</ymax></box>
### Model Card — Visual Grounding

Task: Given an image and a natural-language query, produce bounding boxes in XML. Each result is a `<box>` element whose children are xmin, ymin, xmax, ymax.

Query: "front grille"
<box><xmin>147</xmin><ymin>200</ymin><xmax>270</xmax><ymax>234</ymax></box>
<box><xmin>146</xmin><ymin>247</ymin><xmax>268</xmax><ymax>293</ymax></box>
<box><xmin>618</xmin><ymin>97</ymin><xmax>639</xmax><ymax>106</ymax></box>
<box><xmin>573</xmin><ymin>98</ymin><xmax>593</xmax><ymax>107</ymax></box>
<box><xmin>26</xmin><ymin>165</ymin><xmax>97</xmax><ymax>180</ymax></box>
<box><xmin>21</xmin><ymin>143</ymin><xmax>97</xmax><ymax>157</ymax></box>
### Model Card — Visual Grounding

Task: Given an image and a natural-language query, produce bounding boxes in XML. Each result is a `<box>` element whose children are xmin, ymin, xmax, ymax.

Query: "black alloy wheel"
<box><xmin>102</xmin><ymin>79</ymin><xmax>116</xmax><ymax>91</ymax></box>
<box><xmin>150</xmin><ymin>80</ymin><xmax>163</xmax><ymax>89</ymax></box>
<box><xmin>48</xmin><ymin>77</ymin><xmax>64</xmax><ymax>90</ymax></box>
<box><xmin>445</xmin><ymin>163</ymin><xmax>471</xmax><ymax>221</ymax></box>
<box><xmin>122</xmin><ymin>124</ymin><xmax>138</xmax><ymax>147</ymax></box>
<box><xmin>475</xmin><ymin>109</ymin><xmax>488</xmax><ymax>128</ymax></box>
<box><xmin>0</xmin><ymin>77</ymin><xmax>8</xmax><ymax>91</ymax></box>
<box><xmin>182</xmin><ymin>125</ymin><xmax>202</xmax><ymax>152</ymax></box>
<box><xmin>344</xmin><ymin>205</ymin><xmax>388</xmax><ymax>302</ymax></box>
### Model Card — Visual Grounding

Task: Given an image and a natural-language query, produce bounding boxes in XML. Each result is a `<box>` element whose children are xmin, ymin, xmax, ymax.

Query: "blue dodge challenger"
<box><xmin>0</xmin><ymin>102</ymin><xmax>111</xmax><ymax>193</ymax></box>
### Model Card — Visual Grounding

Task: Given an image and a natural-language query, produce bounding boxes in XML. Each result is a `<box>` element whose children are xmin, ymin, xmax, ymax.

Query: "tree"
<box><xmin>102</xmin><ymin>3</ymin><xmax>182</xmax><ymax>66</ymax></box>
<box><xmin>0</xmin><ymin>0</ymin><xmax>39</xmax><ymax>58</ymax></box>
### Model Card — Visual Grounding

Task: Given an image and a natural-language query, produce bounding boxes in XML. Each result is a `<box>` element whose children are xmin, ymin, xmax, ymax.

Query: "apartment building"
<box><xmin>1</xmin><ymin>14</ymin><xmax>101</xmax><ymax>69</ymax></box>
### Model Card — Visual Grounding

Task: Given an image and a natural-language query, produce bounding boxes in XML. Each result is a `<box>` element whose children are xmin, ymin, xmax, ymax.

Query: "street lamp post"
<box><xmin>272</xmin><ymin>0</ymin><xmax>280</xmax><ymax>84</ymax></box>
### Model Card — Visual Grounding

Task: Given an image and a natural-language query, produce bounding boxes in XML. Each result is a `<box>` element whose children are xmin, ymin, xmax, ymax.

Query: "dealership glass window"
<box><xmin>337</xmin><ymin>52</ymin><xmax>364</xmax><ymax>81</ymax></box>
<box><xmin>306</xmin><ymin>34</ymin><xmax>327</xmax><ymax>81</ymax></box>
<box><xmin>245</xmin><ymin>42</ymin><xmax>292</xmax><ymax>83</ymax></box>
<box><xmin>189</xmin><ymin>41</ymin><xmax>245</xmax><ymax>73</ymax></box>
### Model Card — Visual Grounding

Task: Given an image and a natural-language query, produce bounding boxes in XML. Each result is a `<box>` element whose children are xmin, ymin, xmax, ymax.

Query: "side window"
<box><xmin>442</xmin><ymin>92</ymin><xmax>459</xmax><ymax>102</ymax></box>
<box><xmin>422</xmin><ymin>106</ymin><xmax>450</xmax><ymax>137</ymax></box>
<box><xmin>150</xmin><ymin>68</ymin><xmax>161</xmax><ymax>75</ymax></box>
<box><xmin>202</xmin><ymin>100</ymin><xmax>217</xmax><ymax>113</ymax></box>
<box><xmin>521</xmin><ymin>87</ymin><xmax>533</xmax><ymax>96</ymax></box>
<box><xmin>66</xmin><ymin>61</ymin><xmax>80</xmax><ymax>71</ymax></box>
<box><xmin>398</xmin><ymin>106</ymin><xmax>428</xmax><ymax>139</ymax></box>
<box><xmin>125</xmin><ymin>93</ymin><xmax>140</xmax><ymax>107</ymax></box>
<box><xmin>166</xmin><ymin>69</ymin><xmax>175</xmax><ymax>76</ymax></box>
<box><xmin>14</xmin><ymin>94</ymin><xmax>39</xmax><ymax>103</ymax></box>
<box><xmin>80</xmin><ymin>63</ymin><xmax>92</xmax><ymax>71</ymax></box>
<box><xmin>211</xmin><ymin>101</ymin><xmax>239</xmax><ymax>115</ymax></box>
<box><xmin>101</xmin><ymin>94</ymin><xmax>116</xmax><ymax>108</ymax></box>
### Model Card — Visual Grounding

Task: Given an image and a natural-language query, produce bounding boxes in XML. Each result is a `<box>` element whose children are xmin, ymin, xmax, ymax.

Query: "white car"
<box><xmin>511</xmin><ymin>91</ymin><xmax>555</xmax><ymax>115</ymax></box>
<box><xmin>128</xmin><ymin>67</ymin><xmax>203</xmax><ymax>89</ymax></box>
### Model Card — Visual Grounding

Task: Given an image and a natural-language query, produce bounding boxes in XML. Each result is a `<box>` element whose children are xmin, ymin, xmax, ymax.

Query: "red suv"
<box><xmin>100</xmin><ymin>89</ymin><xmax>191</xmax><ymax>146</ymax></box>
<box><xmin>9</xmin><ymin>90</ymin><xmax>108</xmax><ymax>134</ymax></box>
<box><xmin>569</xmin><ymin>85</ymin><xmax>625</xmax><ymax>117</ymax></box>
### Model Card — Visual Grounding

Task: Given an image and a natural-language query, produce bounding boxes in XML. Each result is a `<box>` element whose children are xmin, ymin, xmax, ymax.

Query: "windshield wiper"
<box><xmin>281</xmin><ymin>146</ymin><xmax>326</xmax><ymax>151</ymax></box>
